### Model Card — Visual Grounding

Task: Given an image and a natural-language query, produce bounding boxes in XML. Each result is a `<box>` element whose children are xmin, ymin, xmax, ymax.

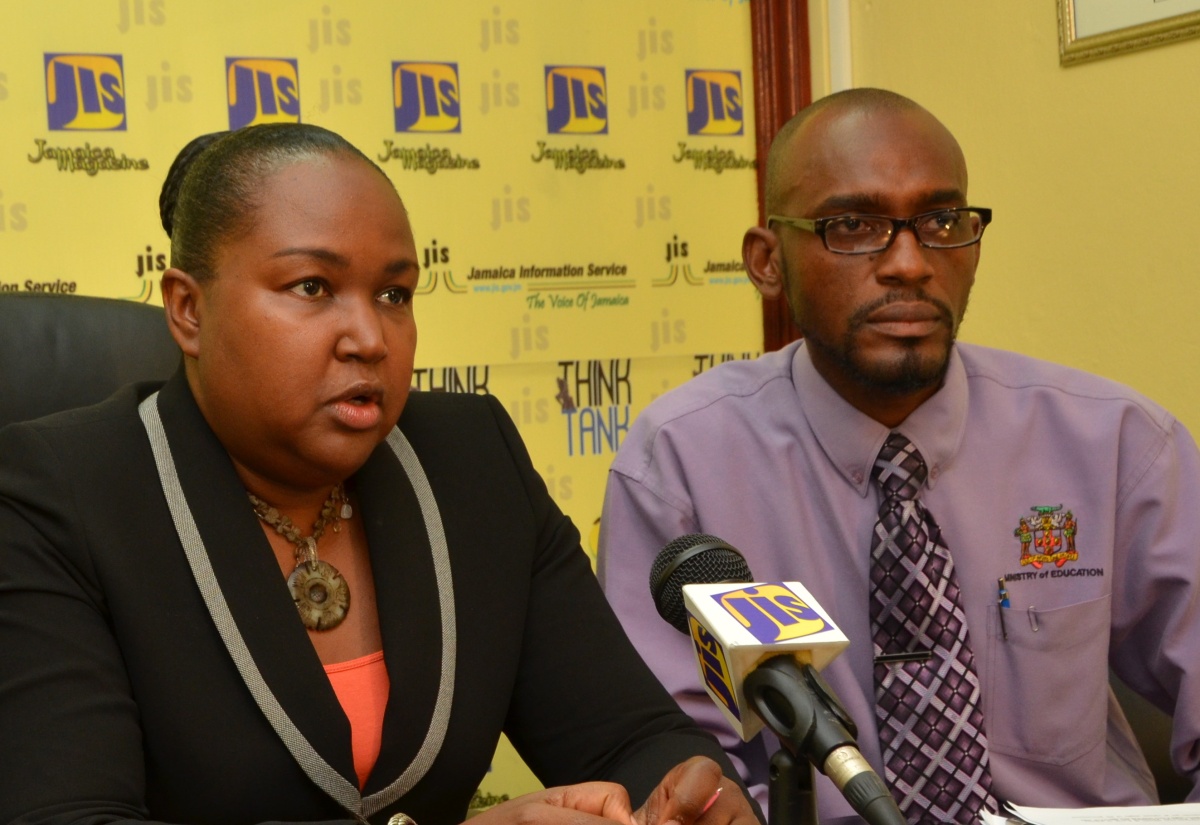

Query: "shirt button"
<box><xmin>930</xmin><ymin>466</ymin><xmax>940</xmax><ymax>480</ymax></box>
<box><xmin>852</xmin><ymin>470</ymin><xmax>864</xmax><ymax>484</ymax></box>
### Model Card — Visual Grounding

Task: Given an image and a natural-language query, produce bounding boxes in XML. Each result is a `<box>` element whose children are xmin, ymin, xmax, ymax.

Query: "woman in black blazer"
<box><xmin>0</xmin><ymin>124</ymin><xmax>757</xmax><ymax>825</ymax></box>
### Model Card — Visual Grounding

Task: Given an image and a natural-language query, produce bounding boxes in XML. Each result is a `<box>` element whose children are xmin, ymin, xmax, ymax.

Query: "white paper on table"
<box><xmin>998</xmin><ymin>802</ymin><xmax>1200</xmax><ymax>825</ymax></box>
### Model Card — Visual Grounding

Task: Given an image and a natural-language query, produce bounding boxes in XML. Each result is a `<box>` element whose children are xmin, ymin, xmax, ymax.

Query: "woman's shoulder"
<box><xmin>394</xmin><ymin>391</ymin><xmax>529</xmax><ymax>477</ymax></box>
<box><xmin>399</xmin><ymin>390</ymin><xmax>510</xmax><ymax>435</ymax></box>
<box><xmin>402</xmin><ymin>388</ymin><xmax>493</xmax><ymax>413</ymax></box>
<box><xmin>0</xmin><ymin>380</ymin><xmax>160</xmax><ymax>452</ymax></box>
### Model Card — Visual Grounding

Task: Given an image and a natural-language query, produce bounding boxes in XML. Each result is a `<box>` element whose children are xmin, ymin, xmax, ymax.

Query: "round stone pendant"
<box><xmin>288</xmin><ymin>559</ymin><xmax>350</xmax><ymax>630</ymax></box>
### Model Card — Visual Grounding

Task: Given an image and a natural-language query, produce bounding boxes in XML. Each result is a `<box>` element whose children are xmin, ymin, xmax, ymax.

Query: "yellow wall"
<box><xmin>811</xmin><ymin>0</ymin><xmax>1200</xmax><ymax>432</ymax></box>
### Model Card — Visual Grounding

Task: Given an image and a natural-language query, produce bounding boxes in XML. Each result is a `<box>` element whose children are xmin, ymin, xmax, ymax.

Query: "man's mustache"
<box><xmin>847</xmin><ymin>289</ymin><xmax>955</xmax><ymax>330</ymax></box>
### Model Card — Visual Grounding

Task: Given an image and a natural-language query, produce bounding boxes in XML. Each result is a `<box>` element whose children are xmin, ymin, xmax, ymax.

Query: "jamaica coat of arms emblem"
<box><xmin>1014</xmin><ymin>504</ymin><xmax>1079</xmax><ymax>569</ymax></box>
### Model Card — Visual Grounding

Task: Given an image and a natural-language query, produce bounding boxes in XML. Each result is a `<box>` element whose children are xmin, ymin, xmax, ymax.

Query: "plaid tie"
<box><xmin>869</xmin><ymin>432</ymin><xmax>996</xmax><ymax>823</ymax></box>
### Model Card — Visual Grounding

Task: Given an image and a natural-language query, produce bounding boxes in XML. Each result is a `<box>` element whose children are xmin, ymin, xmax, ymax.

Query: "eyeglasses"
<box><xmin>767</xmin><ymin>207</ymin><xmax>993</xmax><ymax>255</ymax></box>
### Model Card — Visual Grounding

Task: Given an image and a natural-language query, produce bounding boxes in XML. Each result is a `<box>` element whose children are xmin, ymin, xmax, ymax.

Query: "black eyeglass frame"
<box><xmin>767</xmin><ymin>207</ymin><xmax>993</xmax><ymax>255</ymax></box>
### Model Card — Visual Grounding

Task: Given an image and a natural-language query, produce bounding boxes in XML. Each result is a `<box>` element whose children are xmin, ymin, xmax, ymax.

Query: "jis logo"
<box><xmin>714</xmin><ymin>584</ymin><xmax>830</xmax><ymax>644</ymax></box>
<box><xmin>545</xmin><ymin>65</ymin><xmax>607</xmax><ymax>134</ymax></box>
<box><xmin>226</xmin><ymin>58</ymin><xmax>300</xmax><ymax>129</ymax></box>
<box><xmin>685</xmin><ymin>69</ymin><xmax>743</xmax><ymax>136</ymax></box>
<box><xmin>688</xmin><ymin>616</ymin><xmax>740</xmax><ymax>720</ymax></box>
<box><xmin>393</xmin><ymin>61</ymin><xmax>461</xmax><ymax>132</ymax></box>
<box><xmin>44</xmin><ymin>53</ymin><xmax>126</xmax><ymax>131</ymax></box>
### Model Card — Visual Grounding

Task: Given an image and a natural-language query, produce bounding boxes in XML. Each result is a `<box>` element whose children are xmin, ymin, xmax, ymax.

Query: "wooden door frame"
<box><xmin>750</xmin><ymin>0</ymin><xmax>811</xmax><ymax>351</ymax></box>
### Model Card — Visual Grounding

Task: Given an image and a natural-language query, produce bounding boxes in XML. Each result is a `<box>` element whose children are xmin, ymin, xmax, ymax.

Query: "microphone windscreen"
<box><xmin>650</xmin><ymin>534</ymin><xmax>752</xmax><ymax>633</ymax></box>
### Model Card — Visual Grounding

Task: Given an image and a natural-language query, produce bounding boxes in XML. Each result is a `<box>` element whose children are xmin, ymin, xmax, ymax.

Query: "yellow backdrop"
<box><xmin>0</xmin><ymin>0</ymin><xmax>762</xmax><ymax>805</ymax></box>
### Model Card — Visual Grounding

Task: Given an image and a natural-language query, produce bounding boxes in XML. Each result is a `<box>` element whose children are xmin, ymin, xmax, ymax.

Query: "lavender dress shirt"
<box><xmin>598</xmin><ymin>340</ymin><xmax>1200</xmax><ymax>819</ymax></box>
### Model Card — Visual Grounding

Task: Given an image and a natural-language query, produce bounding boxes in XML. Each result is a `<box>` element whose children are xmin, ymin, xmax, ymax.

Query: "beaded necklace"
<box><xmin>249</xmin><ymin>483</ymin><xmax>353</xmax><ymax>630</ymax></box>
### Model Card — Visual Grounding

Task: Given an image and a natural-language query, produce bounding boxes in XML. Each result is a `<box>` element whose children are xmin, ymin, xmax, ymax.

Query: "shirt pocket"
<box><xmin>985</xmin><ymin>594</ymin><xmax>1110</xmax><ymax>765</ymax></box>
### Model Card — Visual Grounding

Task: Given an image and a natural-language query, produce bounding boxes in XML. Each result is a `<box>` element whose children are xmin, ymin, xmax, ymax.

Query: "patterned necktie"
<box><xmin>869</xmin><ymin>432</ymin><xmax>996</xmax><ymax>824</ymax></box>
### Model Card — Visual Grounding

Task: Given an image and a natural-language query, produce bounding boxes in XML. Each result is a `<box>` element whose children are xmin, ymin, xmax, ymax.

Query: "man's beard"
<box><xmin>798</xmin><ymin>288</ymin><xmax>962</xmax><ymax>396</ymax></box>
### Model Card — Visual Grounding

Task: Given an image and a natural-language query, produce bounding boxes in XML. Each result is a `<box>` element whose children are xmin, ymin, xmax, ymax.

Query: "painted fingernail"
<box><xmin>700</xmin><ymin>788</ymin><xmax>722</xmax><ymax>816</ymax></box>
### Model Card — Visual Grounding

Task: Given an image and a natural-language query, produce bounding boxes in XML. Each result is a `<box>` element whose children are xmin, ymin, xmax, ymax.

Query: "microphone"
<box><xmin>650</xmin><ymin>533</ymin><xmax>753</xmax><ymax>633</ymax></box>
<box><xmin>651</xmin><ymin>534</ymin><xmax>905</xmax><ymax>825</ymax></box>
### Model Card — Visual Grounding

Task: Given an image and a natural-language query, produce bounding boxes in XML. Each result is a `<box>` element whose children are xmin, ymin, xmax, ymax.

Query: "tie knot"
<box><xmin>872</xmin><ymin>432</ymin><xmax>927</xmax><ymax>500</ymax></box>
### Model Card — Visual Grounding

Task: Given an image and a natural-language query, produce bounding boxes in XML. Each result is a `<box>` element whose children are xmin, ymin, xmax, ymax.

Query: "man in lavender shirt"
<box><xmin>597</xmin><ymin>88</ymin><xmax>1200</xmax><ymax>820</ymax></box>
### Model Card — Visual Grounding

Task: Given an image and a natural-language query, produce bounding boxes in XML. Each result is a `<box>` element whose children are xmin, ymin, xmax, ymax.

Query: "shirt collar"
<box><xmin>791</xmin><ymin>341</ymin><xmax>969</xmax><ymax>497</ymax></box>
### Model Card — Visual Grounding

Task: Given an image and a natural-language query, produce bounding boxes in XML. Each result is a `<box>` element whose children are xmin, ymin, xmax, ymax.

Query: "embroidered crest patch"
<box><xmin>1014</xmin><ymin>504</ymin><xmax>1079</xmax><ymax>569</ymax></box>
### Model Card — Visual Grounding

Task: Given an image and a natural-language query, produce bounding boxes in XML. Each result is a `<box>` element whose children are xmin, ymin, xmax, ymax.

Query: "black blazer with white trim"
<box><xmin>0</xmin><ymin>370</ymin><xmax>731</xmax><ymax>825</ymax></box>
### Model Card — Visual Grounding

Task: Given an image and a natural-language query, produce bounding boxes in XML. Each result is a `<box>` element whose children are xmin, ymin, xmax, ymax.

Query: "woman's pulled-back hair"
<box><xmin>159</xmin><ymin>123</ymin><xmax>385</xmax><ymax>280</ymax></box>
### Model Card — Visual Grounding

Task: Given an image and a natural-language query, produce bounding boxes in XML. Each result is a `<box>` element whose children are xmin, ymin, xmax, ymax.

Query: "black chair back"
<box><xmin>0</xmin><ymin>293</ymin><xmax>180</xmax><ymax>429</ymax></box>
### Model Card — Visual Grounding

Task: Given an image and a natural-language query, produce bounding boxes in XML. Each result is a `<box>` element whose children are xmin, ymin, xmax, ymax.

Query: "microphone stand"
<box><xmin>746</xmin><ymin>657</ymin><xmax>830</xmax><ymax>825</ymax></box>
<box><xmin>765</xmin><ymin>747</ymin><xmax>818</xmax><ymax>825</ymax></box>
<box><xmin>745</xmin><ymin>657</ymin><xmax>903</xmax><ymax>825</ymax></box>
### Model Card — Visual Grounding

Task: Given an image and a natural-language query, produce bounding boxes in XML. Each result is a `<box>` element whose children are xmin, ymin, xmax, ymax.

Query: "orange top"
<box><xmin>324</xmin><ymin>651</ymin><xmax>390</xmax><ymax>789</ymax></box>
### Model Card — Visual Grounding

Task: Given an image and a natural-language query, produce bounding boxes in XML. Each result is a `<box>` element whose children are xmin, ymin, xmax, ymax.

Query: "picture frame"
<box><xmin>1057</xmin><ymin>0</ymin><xmax>1200</xmax><ymax>65</ymax></box>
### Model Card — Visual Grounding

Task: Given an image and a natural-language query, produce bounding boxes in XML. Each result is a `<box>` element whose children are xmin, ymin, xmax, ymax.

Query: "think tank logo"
<box><xmin>556</xmin><ymin>360</ymin><xmax>631</xmax><ymax>457</ymax></box>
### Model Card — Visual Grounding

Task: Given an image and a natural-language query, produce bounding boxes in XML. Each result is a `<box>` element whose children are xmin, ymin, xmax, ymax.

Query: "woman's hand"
<box><xmin>468</xmin><ymin>782</ymin><xmax>637</xmax><ymax>825</ymax></box>
<box><xmin>463</xmin><ymin>758</ymin><xmax>758</xmax><ymax>825</ymax></box>
<box><xmin>634</xmin><ymin>757</ymin><xmax>758</xmax><ymax>825</ymax></box>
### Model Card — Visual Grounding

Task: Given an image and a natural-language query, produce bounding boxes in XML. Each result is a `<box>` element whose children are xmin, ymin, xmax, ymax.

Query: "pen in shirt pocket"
<box><xmin>997</xmin><ymin>576</ymin><xmax>1010</xmax><ymax>640</ymax></box>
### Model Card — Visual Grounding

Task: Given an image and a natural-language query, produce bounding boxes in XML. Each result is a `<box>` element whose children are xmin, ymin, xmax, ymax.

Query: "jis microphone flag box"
<box><xmin>683</xmin><ymin>581</ymin><xmax>850</xmax><ymax>741</ymax></box>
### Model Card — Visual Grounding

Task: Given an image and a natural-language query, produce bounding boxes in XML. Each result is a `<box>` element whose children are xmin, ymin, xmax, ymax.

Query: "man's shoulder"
<box><xmin>639</xmin><ymin>344</ymin><xmax>797</xmax><ymax>426</ymax></box>
<box><xmin>958</xmin><ymin>343</ymin><xmax>1175</xmax><ymax>430</ymax></box>
<box><xmin>612</xmin><ymin>343</ymin><xmax>800</xmax><ymax>476</ymax></box>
